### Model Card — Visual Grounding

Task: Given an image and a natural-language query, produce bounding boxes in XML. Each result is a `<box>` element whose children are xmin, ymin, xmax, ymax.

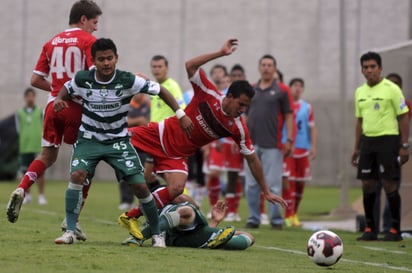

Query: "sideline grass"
<box><xmin>0</xmin><ymin>181</ymin><xmax>411</xmax><ymax>273</ymax></box>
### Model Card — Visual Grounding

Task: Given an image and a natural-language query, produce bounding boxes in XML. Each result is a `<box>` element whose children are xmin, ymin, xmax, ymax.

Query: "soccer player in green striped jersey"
<box><xmin>53</xmin><ymin>38</ymin><xmax>193</xmax><ymax>245</ymax></box>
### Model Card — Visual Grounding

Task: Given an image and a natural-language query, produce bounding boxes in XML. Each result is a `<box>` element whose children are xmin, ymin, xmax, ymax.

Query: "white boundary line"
<box><xmin>256</xmin><ymin>245</ymin><xmax>412</xmax><ymax>272</ymax></box>
<box><xmin>20</xmin><ymin>207</ymin><xmax>117</xmax><ymax>225</ymax></box>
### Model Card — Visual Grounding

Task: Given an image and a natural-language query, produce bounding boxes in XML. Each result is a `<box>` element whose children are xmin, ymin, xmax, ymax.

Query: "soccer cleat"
<box><xmin>152</xmin><ymin>232</ymin><xmax>166</xmax><ymax>248</ymax></box>
<box><xmin>284</xmin><ymin>217</ymin><xmax>293</xmax><ymax>228</ymax></box>
<box><xmin>118</xmin><ymin>212</ymin><xmax>144</xmax><ymax>240</ymax></box>
<box><xmin>382</xmin><ymin>228</ymin><xmax>403</xmax><ymax>242</ymax></box>
<box><xmin>207</xmin><ymin>226</ymin><xmax>235</xmax><ymax>249</ymax></box>
<box><xmin>356</xmin><ymin>228</ymin><xmax>378</xmax><ymax>241</ymax></box>
<box><xmin>61</xmin><ymin>218</ymin><xmax>88</xmax><ymax>241</ymax></box>
<box><xmin>224</xmin><ymin>212</ymin><xmax>237</xmax><ymax>222</ymax></box>
<box><xmin>6</xmin><ymin>188</ymin><xmax>25</xmax><ymax>223</ymax></box>
<box><xmin>38</xmin><ymin>195</ymin><xmax>48</xmax><ymax>205</ymax></box>
<box><xmin>292</xmin><ymin>214</ymin><xmax>301</xmax><ymax>227</ymax></box>
<box><xmin>121</xmin><ymin>236</ymin><xmax>145</xmax><ymax>247</ymax></box>
<box><xmin>55</xmin><ymin>230</ymin><xmax>76</xmax><ymax>244</ymax></box>
<box><xmin>118</xmin><ymin>202</ymin><xmax>133</xmax><ymax>211</ymax></box>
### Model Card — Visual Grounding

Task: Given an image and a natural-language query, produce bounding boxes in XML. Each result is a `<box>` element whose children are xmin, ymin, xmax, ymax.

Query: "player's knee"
<box><xmin>168</xmin><ymin>184</ymin><xmax>185</xmax><ymax>198</ymax></box>
<box><xmin>70</xmin><ymin>170</ymin><xmax>88</xmax><ymax>184</ymax></box>
<box><xmin>381</xmin><ymin>180</ymin><xmax>397</xmax><ymax>193</ymax></box>
<box><xmin>39</xmin><ymin>148</ymin><xmax>58</xmax><ymax>167</ymax></box>
<box><xmin>176</xmin><ymin>206</ymin><xmax>195</xmax><ymax>226</ymax></box>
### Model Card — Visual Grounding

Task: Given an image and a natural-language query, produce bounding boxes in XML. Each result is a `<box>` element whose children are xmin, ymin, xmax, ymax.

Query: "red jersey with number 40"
<box><xmin>160</xmin><ymin>69</ymin><xmax>254</xmax><ymax>157</ymax></box>
<box><xmin>33</xmin><ymin>28</ymin><xmax>96</xmax><ymax>97</ymax></box>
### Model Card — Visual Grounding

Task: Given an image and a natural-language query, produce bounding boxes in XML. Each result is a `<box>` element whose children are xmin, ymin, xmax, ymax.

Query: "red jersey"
<box><xmin>158</xmin><ymin>69</ymin><xmax>254</xmax><ymax>158</ymax></box>
<box><xmin>33</xmin><ymin>28</ymin><xmax>96</xmax><ymax>97</ymax></box>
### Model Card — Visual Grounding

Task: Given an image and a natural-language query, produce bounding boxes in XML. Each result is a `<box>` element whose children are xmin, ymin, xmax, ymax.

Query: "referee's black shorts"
<box><xmin>357</xmin><ymin>135</ymin><xmax>400</xmax><ymax>181</ymax></box>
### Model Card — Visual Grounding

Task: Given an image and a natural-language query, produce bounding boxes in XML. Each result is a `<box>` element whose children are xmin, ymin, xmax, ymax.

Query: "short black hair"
<box><xmin>230</xmin><ymin>64</ymin><xmax>245</xmax><ymax>74</ymax></box>
<box><xmin>91</xmin><ymin>38</ymin><xmax>117</xmax><ymax>58</ymax></box>
<box><xmin>24</xmin><ymin>87</ymin><xmax>35</xmax><ymax>97</ymax></box>
<box><xmin>386</xmin><ymin>73</ymin><xmax>402</xmax><ymax>88</ymax></box>
<box><xmin>360</xmin><ymin>51</ymin><xmax>382</xmax><ymax>68</ymax></box>
<box><xmin>289</xmin><ymin>78</ymin><xmax>305</xmax><ymax>87</ymax></box>
<box><xmin>210</xmin><ymin>64</ymin><xmax>228</xmax><ymax>77</ymax></box>
<box><xmin>259</xmin><ymin>54</ymin><xmax>277</xmax><ymax>66</ymax></box>
<box><xmin>227</xmin><ymin>80</ymin><xmax>255</xmax><ymax>99</ymax></box>
<box><xmin>69</xmin><ymin>0</ymin><xmax>102</xmax><ymax>25</ymax></box>
<box><xmin>151</xmin><ymin>55</ymin><xmax>168</xmax><ymax>67</ymax></box>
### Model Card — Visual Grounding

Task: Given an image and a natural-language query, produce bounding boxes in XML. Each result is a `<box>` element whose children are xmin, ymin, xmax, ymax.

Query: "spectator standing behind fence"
<box><xmin>351</xmin><ymin>52</ymin><xmax>409</xmax><ymax>242</ymax></box>
<box><xmin>244</xmin><ymin>54</ymin><xmax>294</xmax><ymax>230</ymax></box>
<box><xmin>15</xmin><ymin>88</ymin><xmax>47</xmax><ymax>205</ymax></box>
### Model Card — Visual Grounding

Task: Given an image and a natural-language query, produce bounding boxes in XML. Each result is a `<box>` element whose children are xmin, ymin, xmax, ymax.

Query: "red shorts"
<box><xmin>284</xmin><ymin>156</ymin><xmax>311</xmax><ymax>181</ymax></box>
<box><xmin>205</xmin><ymin>141</ymin><xmax>225</xmax><ymax>172</ymax></box>
<box><xmin>292</xmin><ymin>156</ymin><xmax>311</xmax><ymax>181</ymax></box>
<box><xmin>223</xmin><ymin>142</ymin><xmax>243</xmax><ymax>171</ymax></box>
<box><xmin>42</xmin><ymin>100</ymin><xmax>82</xmax><ymax>147</ymax></box>
<box><xmin>129</xmin><ymin>123</ymin><xmax>188</xmax><ymax>175</ymax></box>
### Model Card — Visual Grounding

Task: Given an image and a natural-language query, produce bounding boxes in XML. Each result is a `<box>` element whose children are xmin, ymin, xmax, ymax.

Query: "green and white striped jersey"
<box><xmin>66</xmin><ymin>68</ymin><xmax>160</xmax><ymax>141</ymax></box>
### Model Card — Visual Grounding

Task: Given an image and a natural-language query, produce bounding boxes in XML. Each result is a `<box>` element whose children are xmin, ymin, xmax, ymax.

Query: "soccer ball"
<box><xmin>307</xmin><ymin>230</ymin><xmax>343</xmax><ymax>266</ymax></box>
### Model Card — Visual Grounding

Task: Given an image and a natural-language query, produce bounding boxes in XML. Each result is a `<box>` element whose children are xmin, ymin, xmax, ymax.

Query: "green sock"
<box><xmin>222</xmin><ymin>234</ymin><xmax>253</xmax><ymax>250</ymax></box>
<box><xmin>140</xmin><ymin>194</ymin><xmax>160</xmax><ymax>236</ymax></box>
<box><xmin>65</xmin><ymin>182</ymin><xmax>83</xmax><ymax>232</ymax></box>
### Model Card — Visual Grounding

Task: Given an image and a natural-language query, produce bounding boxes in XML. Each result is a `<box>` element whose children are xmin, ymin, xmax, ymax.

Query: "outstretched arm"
<box><xmin>185</xmin><ymin>39</ymin><xmax>238</xmax><ymax>79</ymax></box>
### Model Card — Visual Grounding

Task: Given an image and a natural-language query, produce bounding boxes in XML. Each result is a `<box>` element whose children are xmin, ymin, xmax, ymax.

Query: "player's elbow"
<box><xmin>185</xmin><ymin>61</ymin><xmax>195</xmax><ymax>78</ymax></box>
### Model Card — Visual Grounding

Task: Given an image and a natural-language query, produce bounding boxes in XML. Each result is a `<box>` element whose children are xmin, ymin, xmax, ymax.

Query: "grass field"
<box><xmin>0</xmin><ymin>180</ymin><xmax>411</xmax><ymax>273</ymax></box>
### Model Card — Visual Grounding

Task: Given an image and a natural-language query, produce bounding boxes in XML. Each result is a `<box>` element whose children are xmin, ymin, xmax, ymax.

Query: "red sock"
<box><xmin>18</xmin><ymin>160</ymin><xmax>46</xmax><ymax>192</ymax></box>
<box><xmin>260</xmin><ymin>192</ymin><xmax>266</xmax><ymax>214</ymax></box>
<box><xmin>225</xmin><ymin>193</ymin><xmax>236</xmax><ymax>214</ymax></box>
<box><xmin>294</xmin><ymin>182</ymin><xmax>305</xmax><ymax>214</ymax></box>
<box><xmin>233</xmin><ymin>179</ymin><xmax>243</xmax><ymax>214</ymax></box>
<box><xmin>127</xmin><ymin>187</ymin><xmax>174</xmax><ymax>218</ymax></box>
<box><xmin>283</xmin><ymin>181</ymin><xmax>296</xmax><ymax>218</ymax></box>
<box><xmin>207</xmin><ymin>176</ymin><xmax>221</xmax><ymax>206</ymax></box>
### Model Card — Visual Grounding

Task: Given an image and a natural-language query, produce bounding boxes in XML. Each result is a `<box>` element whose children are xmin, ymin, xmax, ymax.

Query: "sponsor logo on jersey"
<box><xmin>89</xmin><ymin>102</ymin><xmax>122</xmax><ymax>112</ymax></box>
<box><xmin>115</xmin><ymin>84</ymin><xmax>123</xmax><ymax>89</ymax></box>
<box><xmin>85</xmin><ymin>81</ymin><xmax>93</xmax><ymax>89</ymax></box>
<box><xmin>196</xmin><ymin>114</ymin><xmax>219</xmax><ymax>139</ymax></box>
<box><xmin>100</xmin><ymin>88</ymin><xmax>108</xmax><ymax>97</ymax></box>
<box><xmin>51</xmin><ymin>36</ymin><xmax>78</xmax><ymax>45</ymax></box>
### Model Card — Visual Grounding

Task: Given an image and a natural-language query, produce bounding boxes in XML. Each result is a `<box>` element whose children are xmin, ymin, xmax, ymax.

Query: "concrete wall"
<box><xmin>1</xmin><ymin>0</ymin><xmax>410</xmax><ymax>184</ymax></box>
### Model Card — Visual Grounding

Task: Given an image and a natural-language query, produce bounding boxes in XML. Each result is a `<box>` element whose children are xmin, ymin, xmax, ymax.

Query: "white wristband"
<box><xmin>175</xmin><ymin>109</ymin><xmax>186</xmax><ymax>119</ymax></box>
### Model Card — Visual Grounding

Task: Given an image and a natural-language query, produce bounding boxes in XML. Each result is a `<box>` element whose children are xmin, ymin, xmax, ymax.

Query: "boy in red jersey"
<box><xmin>118</xmin><ymin>39</ymin><xmax>287</xmax><ymax>239</ymax></box>
<box><xmin>7</xmin><ymin>1</ymin><xmax>102</xmax><ymax>230</ymax></box>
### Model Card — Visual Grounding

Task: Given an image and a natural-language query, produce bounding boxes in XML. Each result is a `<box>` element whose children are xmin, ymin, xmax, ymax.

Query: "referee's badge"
<box><xmin>374</xmin><ymin>102</ymin><xmax>380</xmax><ymax>110</ymax></box>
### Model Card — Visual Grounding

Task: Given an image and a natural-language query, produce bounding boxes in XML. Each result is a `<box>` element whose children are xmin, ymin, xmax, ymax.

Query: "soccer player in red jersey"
<box><xmin>118</xmin><ymin>39</ymin><xmax>287</xmax><ymax>237</ymax></box>
<box><xmin>6</xmin><ymin>1</ymin><xmax>102</xmax><ymax>228</ymax></box>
